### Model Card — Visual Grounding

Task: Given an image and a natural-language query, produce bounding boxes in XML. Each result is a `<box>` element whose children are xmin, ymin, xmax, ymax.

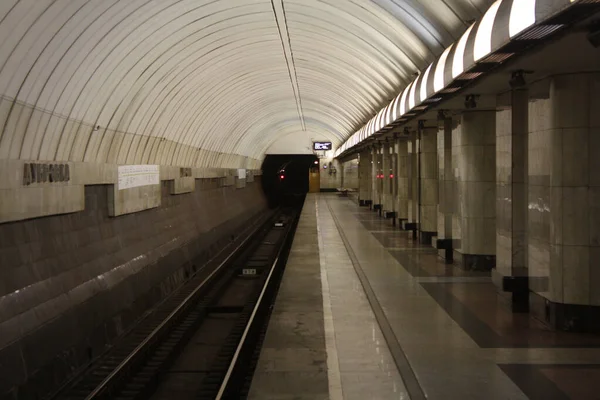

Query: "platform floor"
<box><xmin>249</xmin><ymin>194</ymin><xmax>600</xmax><ymax>400</ymax></box>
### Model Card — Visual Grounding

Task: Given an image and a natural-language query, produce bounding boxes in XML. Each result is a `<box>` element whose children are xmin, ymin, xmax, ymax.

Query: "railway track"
<box><xmin>50</xmin><ymin>203</ymin><xmax>301</xmax><ymax>400</ymax></box>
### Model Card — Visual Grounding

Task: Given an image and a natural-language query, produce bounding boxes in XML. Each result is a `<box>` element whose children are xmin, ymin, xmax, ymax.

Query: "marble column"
<box><xmin>455</xmin><ymin>111</ymin><xmax>496</xmax><ymax>270</ymax></box>
<box><xmin>371</xmin><ymin>145</ymin><xmax>383</xmax><ymax>212</ymax></box>
<box><xmin>395</xmin><ymin>138</ymin><xmax>409</xmax><ymax>226</ymax></box>
<box><xmin>494</xmin><ymin>83</ymin><xmax>529</xmax><ymax>310</ymax></box>
<box><xmin>405</xmin><ymin>131</ymin><xmax>419</xmax><ymax>237</ymax></box>
<box><xmin>358</xmin><ymin>150</ymin><xmax>372</xmax><ymax>206</ymax></box>
<box><xmin>419</xmin><ymin>124</ymin><xmax>438</xmax><ymax>244</ymax></box>
<box><xmin>390</xmin><ymin>140</ymin><xmax>398</xmax><ymax>222</ymax></box>
<box><xmin>528</xmin><ymin>73</ymin><xmax>600</xmax><ymax>332</ymax></box>
<box><xmin>437</xmin><ymin>115</ymin><xmax>454</xmax><ymax>261</ymax></box>
<box><xmin>382</xmin><ymin>141</ymin><xmax>394</xmax><ymax>218</ymax></box>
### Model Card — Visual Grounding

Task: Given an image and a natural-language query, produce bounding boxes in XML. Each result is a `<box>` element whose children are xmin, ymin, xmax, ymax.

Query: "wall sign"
<box><xmin>237</xmin><ymin>168</ymin><xmax>247</xmax><ymax>179</ymax></box>
<box><xmin>313</xmin><ymin>141</ymin><xmax>332</xmax><ymax>151</ymax></box>
<box><xmin>118</xmin><ymin>165</ymin><xmax>160</xmax><ymax>190</ymax></box>
<box><xmin>23</xmin><ymin>163</ymin><xmax>70</xmax><ymax>185</ymax></box>
<box><xmin>180</xmin><ymin>167</ymin><xmax>192</xmax><ymax>177</ymax></box>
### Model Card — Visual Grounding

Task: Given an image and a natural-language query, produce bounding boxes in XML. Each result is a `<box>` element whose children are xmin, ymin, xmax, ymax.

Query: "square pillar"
<box><xmin>358</xmin><ymin>150</ymin><xmax>372</xmax><ymax>206</ymax></box>
<box><xmin>395</xmin><ymin>139</ymin><xmax>409</xmax><ymax>227</ymax></box>
<box><xmin>437</xmin><ymin>115</ymin><xmax>454</xmax><ymax>262</ymax></box>
<box><xmin>382</xmin><ymin>142</ymin><xmax>395</xmax><ymax>218</ymax></box>
<box><xmin>404</xmin><ymin>131</ymin><xmax>419</xmax><ymax>237</ymax></box>
<box><xmin>528</xmin><ymin>73</ymin><xmax>600</xmax><ymax>332</ymax></box>
<box><xmin>494</xmin><ymin>85</ymin><xmax>529</xmax><ymax>311</ymax></box>
<box><xmin>371</xmin><ymin>145</ymin><xmax>383</xmax><ymax>212</ymax></box>
<box><xmin>419</xmin><ymin>124</ymin><xmax>438</xmax><ymax>244</ymax></box>
<box><xmin>454</xmin><ymin>111</ymin><xmax>496</xmax><ymax>270</ymax></box>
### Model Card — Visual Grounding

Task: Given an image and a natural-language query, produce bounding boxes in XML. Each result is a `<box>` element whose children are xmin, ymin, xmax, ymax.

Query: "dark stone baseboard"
<box><xmin>320</xmin><ymin>188</ymin><xmax>338</xmax><ymax>192</ymax></box>
<box><xmin>401</xmin><ymin>221</ymin><xmax>417</xmax><ymax>231</ymax></box>
<box><xmin>454</xmin><ymin>251</ymin><xmax>495</xmax><ymax>271</ymax></box>
<box><xmin>383</xmin><ymin>211</ymin><xmax>396</xmax><ymax>219</ymax></box>
<box><xmin>530</xmin><ymin>291</ymin><xmax>600</xmax><ymax>333</ymax></box>
<box><xmin>435</xmin><ymin>238</ymin><xmax>452</xmax><ymax>250</ymax></box>
<box><xmin>373</xmin><ymin>203</ymin><xmax>382</xmax><ymax>211</ymax></box>
<box><xmin>359</xmin><ymin>199</ymin><xmax>370</xmax><ymax>207</ymax></box>
<box><xmin>435</xmin><ymin>238</ymin><xmax>453</xmax><ymax>264</ymax></box>
<box><xmin>397</xmin><ymin>218</ymin><xmax>408</xmax><ymax>229</ymax></box>
<box><xmin>419</xmin><ymin>231</ymin><xmax>436</xmax><ymax>245</ymax></box>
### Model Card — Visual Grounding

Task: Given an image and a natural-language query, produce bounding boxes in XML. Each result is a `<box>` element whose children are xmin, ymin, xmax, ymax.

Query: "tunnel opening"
<box><xmin>261</xmin><ymin>154</ymin><xmax>318</xmax><ymax>208</ymax></box>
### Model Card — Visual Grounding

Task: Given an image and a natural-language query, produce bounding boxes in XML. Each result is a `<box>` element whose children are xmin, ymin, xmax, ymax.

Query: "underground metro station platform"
<box><xmin>1</xmin><ymin>1</ymin><xmax>600</xmax><ymax>399</ymax></box>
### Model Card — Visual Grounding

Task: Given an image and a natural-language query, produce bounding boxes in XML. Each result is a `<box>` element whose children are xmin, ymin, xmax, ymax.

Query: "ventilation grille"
<box><xmin>439</xmin><ymin>87</ymin><xmax>460</xmax><ymax>94</ymax></box>
<box><xmin>517</xmin><ymin>24</ymin><xmax>564</xmax><ymax>40</ymax></box>
<box><xmin>481</xmin><ymin>53</ymin><xmax>514</xmax><ymax>63</ymax></box>
<box><xmin>456</xmin><ymin>72</ymin><xmax>483</xmax><ymax>80</ymax></box>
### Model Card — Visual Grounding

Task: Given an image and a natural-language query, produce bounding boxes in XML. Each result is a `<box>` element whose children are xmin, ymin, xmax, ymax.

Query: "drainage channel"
<box><xmin>50</xmin><ymin>204</ymin><xmax>301</xmax><ymax>400</ymax></box>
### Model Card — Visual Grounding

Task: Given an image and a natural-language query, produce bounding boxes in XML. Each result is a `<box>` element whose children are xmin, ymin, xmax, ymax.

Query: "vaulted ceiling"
<box><xmin>0</xmin><ymin>0</ymin><xmax>492</xmax><ymax>167</ymax></box>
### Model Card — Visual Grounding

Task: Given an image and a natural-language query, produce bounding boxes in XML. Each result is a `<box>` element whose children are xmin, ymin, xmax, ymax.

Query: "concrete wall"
<box><xmin>0</xmin><ymin>179</ymin><xmax>267</xmax><ymax>399</ymax></box>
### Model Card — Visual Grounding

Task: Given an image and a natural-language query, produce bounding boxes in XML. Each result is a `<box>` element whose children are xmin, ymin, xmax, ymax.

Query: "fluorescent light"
<box><xmin>434</xmin><ymin>44</ymin><xmax>453</xmax><ymax>92</ymax></box>
<box><xmin>510</xmin><ymin>0</ymin><xmax>536</xmax><ymax>38</ymax></box>
<box><xmin>474</xmin><ymin>0</ymin><xmax>502</xmax><ymax>62</ymax></box>
<box><xmin>409</xmin><ymin>76</ymin><xmax>418</xmax><ymax>109</ymax></box>
<box><xmin>391</xmin><ymin>94</ymin><xmax>401</xmax><ymax>121</ymax></box>
<box><xmin>399</xmin><ymin>83</ymin><xmax>411</xmax><ymax>116</ymax></box>
<box><xmin>453</xmin><ymin>24</ymin><xmax>474</xmax><ymax>78</ymax></box>
<box><xmin>420</xmin><ymin>63</ymin><xmax>433</xmax><ymax>102</ymax></box>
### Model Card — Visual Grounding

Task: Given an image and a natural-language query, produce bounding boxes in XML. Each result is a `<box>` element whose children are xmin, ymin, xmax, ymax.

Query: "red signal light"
<box><xmin>389</xmin><ymin>174</ymin><xmax>394</xmax><ymax>178</ymax></box>
<box><xmin>280</xmin><ymin>175</ymin><xmax>285</xmax><ymax>179</ymax></box>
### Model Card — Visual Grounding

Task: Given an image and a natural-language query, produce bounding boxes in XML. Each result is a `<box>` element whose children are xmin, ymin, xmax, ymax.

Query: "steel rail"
<box><xmin>215</xmin><ymin>214</ymin><xmax>296</xmax><ymax>399</ymax></box>
<box><xmin>83</xmin><ymin>212</ymin><xmax>276</xmax><ymax>400</ymax></box>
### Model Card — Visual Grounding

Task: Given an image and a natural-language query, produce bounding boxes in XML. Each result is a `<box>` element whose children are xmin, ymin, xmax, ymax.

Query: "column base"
<box><xmin>492</xmin><ymin>269</ymin><xmax>529</xmax><ymax>313</ymax></box>
<box><xmin>359</xmin><ymin>199</ymin><xmax>372</xmax><ymax>207</ymax></box>
<box><xmin>418</xmin><ymin>231</ymin><xmax>436</xmax><ymax>245</ymax></box>
<box><xmin>454</xmin><ymin>251</ymin><xmax>495</xmax><ymax>271</ymax></box>
<box><xmin>373</xmin><ymin>203</ymin><xmax>382</xmax><ymax>211</ymax></box>
<box><xmin>530</xmin><ymin>292</ymin><xmax>600</xmax><ymax>333</ymax></box>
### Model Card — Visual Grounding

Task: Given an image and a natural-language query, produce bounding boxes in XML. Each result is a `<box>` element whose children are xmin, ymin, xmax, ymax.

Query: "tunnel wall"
<box><xmin>0</xmin><ymin>179</ymin><xmax>267</xmax><ymax>400</ymax></box>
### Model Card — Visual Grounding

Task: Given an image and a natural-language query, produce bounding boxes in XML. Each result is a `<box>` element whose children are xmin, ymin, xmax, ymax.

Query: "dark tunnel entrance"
<box><xmin>261</xmin><ymin>154</ymin><xmax>319</xmax><ymax>207</ymax></box>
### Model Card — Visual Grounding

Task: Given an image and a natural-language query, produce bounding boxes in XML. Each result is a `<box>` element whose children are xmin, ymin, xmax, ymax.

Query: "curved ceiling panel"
<box><xmin>0</xmin><ymin>0</ymin><xmax>492</xmax><ymax>167</ymax></box>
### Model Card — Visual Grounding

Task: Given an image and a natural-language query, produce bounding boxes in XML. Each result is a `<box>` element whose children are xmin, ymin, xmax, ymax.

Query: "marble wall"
<box><xmin>0</xmin><ymin>180</ymin><xmax>267</xmax><ymax>398</ymax></box>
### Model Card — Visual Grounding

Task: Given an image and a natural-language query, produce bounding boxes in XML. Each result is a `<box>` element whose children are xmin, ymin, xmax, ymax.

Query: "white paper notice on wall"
<box><xmin>237</xmin><ymin>168</ymin><xmax>247</xmax><ymax>179</ymax></box>
<box><xmin>118</xmin><ymin>165</ymin><xmax>160</xmax><ymax>190</ymax></box>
